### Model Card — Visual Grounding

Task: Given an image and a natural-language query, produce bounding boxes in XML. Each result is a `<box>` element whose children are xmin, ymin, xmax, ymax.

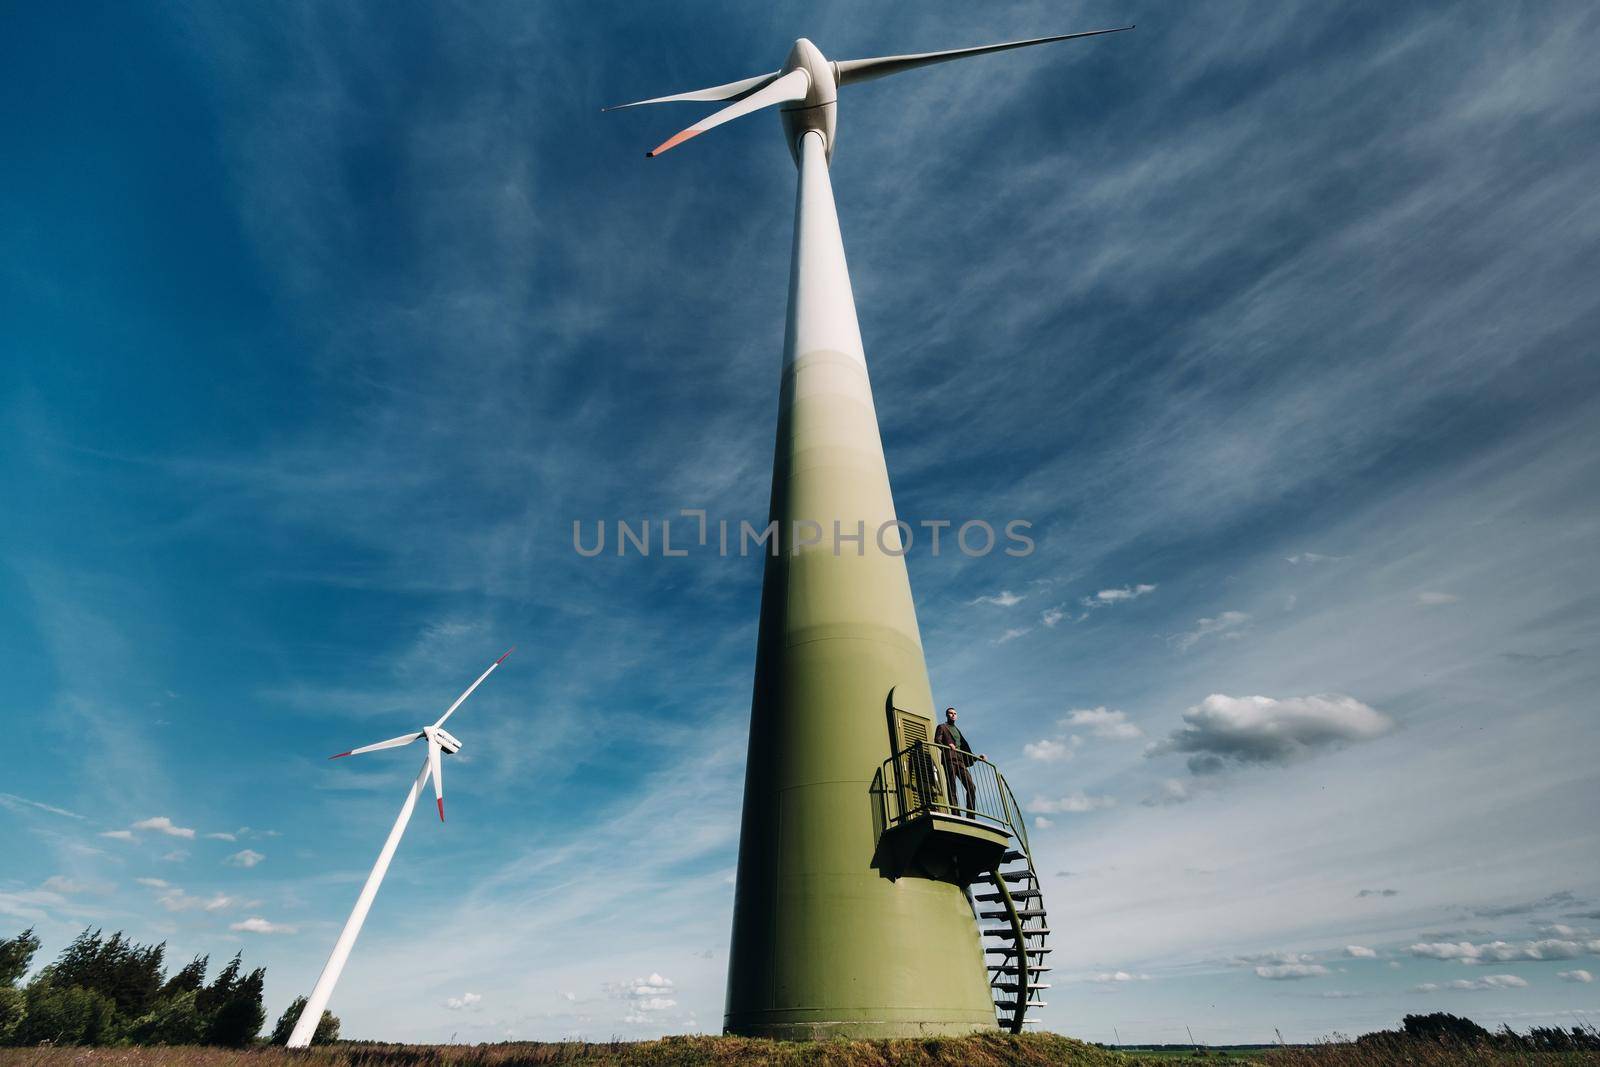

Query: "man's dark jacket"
<box><xmin>934</xmin><ymin>721</ymin><xmax>974</xmax><ymax>767</ymax></box>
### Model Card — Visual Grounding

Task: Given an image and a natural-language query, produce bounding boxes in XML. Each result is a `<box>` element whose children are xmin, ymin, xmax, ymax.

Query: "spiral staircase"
<box><xmin>875</xmin><ymin>696</ymin><xmax>1051</xmax><ymax>1032</ymax></box>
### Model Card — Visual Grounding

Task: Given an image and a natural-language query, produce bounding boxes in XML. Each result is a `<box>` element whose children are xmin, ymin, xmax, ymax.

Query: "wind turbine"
<box><xmin>285</xmin><ymin>648</ymin><xmax>513</xmax><ymax>1049</ymax></box>
<box><xmin>608</xmin><ymin>26</ymin><xmax>1131</xmax><ymax>1037</ymax></box>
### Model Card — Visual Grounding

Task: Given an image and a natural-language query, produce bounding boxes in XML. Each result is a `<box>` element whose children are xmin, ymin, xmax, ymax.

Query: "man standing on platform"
<box><xmin>935</xmin><ymin>706</ymin><xmax>983</xmax><ymax>815</ymax></box>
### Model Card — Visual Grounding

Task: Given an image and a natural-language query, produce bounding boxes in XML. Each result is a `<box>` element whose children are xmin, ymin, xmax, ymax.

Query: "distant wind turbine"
<box><xmin>285</xmin><ymin>648</ymin><xmax>513</xmax><ymax>1049</ymax></box>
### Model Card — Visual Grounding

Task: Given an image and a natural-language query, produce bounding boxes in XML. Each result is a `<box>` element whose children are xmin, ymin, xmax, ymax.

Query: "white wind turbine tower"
<box><xmin>609</xmin><ymin>26</ymin><xmax>1132</xmax><ymax>1037</ymax></box>
<box><xmin>286</xmin><ymin>648</ymin><xmax>513</xmax><ymax>1049</ymax></box>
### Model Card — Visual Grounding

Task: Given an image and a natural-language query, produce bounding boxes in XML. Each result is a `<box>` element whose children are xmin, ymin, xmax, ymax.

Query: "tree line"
<box><xmin>0</xmin><ymin>927</ymin><xmax>339</xmax><ymax>1047</ymax></box>
<box><xmin>1356</xmin><ymin>1012</ymin><xmax>1600</xmax><ymax>1053</ymax></box>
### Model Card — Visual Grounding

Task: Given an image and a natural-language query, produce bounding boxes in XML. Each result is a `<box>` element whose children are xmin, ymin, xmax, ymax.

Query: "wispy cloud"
<box><xmin>0</xmin><ymin>793</ymin><xmax>86</xmax><ymax>820</ymax></box>
<box><xmin>1022</xmin><ymin>738</ymin><xmax>1074</xmax><ymax>762</ymax></box>
<box><xmin>1086</xmin><ymin>583</ymin><xmax>1157</xmax><ymax>606</ymax></box>
<box><xmin>1174</xmin><ymin>611</ymin><xmax>1251</xmax><ymax>651</ymax></box>
<box><xmin>1063</xmin><ymin>706</ymin><xmax>1143</xmax><ymax>741</ymax></box>
<box><xmin>1028</xmin><ymin>792</ymin><xmax>1116</xmax><ymax>815</ymax></box>
<box><xmin>231</xmin><ymin>916</ymin><xmax>297</xmax><ymax>935</ymax></box>
<box><xmin>1413</xmin><ymin>975</ymin><xmax>1528</xmax><ymax>992</ymax></box>
<box><xmin>131</xmin><ymin>816</ymin><xmax>196</xmax><ymax>839</ymax></box>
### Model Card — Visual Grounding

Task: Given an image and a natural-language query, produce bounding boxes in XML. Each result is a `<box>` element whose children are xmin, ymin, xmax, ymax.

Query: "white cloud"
<box><xmin>40</xmin><ymin>876</ymin><xmax>89</xmax><ymax>895</ymax></box>
<box><xmin>1098</xmin><ymin>583</ymin><xmax>1157</xmax><ymax>602</ymax></box>
<box><xmin>161</xmin><ymin>850</ymin><xmax>188</xmax><ymax>862</ymax></box>
<box><xmin>1142</xmin><ymin>777</ymin><xmax>1195</xmax><ymax>806</ymax></box>
<box><xmin>1028</xmin><ymin>792</ymin><xmax>1116</xmax><ymax>814</ymax></box>
<box><xmin>157</xmin><ymin>888</ymin><xmax>235</xmax><ymax>913</ymax></box>
<box><xmin>993</xmin><ymin>627</ymin><xmax>1031</xmax><ymax>645</ymax></box>
<box><xmin>135</xmin><ymin>877</ymin><xmax>168</xmax><ymax>888</ymax></box>
<box><xmin>1414</xmin><ymin>974</ymin><xmax>1528</xmax><ymax>992</ymax></box>
<box><xmin>1255</xmin><ymin>963</ymin><xmax>1331</xmax><ymax>980</ymax></box>
<box><xmin>1041</xmin><ymin>606</ymin><xmax>1065</xmax><ymax>627</ymax></box>
<box><xmin>1408</xmin><ymin>939</ymin><xmax>1591</xmax><ymax>963</ymax></box>
<box><xmin>1064</xmin><ymin>706</ymin><xmax>1143</xmax><ymax>740</ymax></box>
<box><xmin>1175</xmin><ymin>611</ymin><xmax>1250</xmax><ymax>651</ymax></box>
<box><xmin>1090</xmin><ymin>971</ymin><xmax>1151</xmax><ymax>983</ymax></box>
<box><xmin>626</xmin><ymin>973</ymin><xmax>674</xmax><ymax>998</ymax></box>
<box><xmin>225</xmin><ymin>849</ymin><xmax>266</xmax><ymax>868</ymax></box>
<box><xmin>1153</xmin><ymin>693</ymin><xmax>1394</xmax><ymax>771</ymax></box>
<box><xmin>1557</xmin><ymin>970</ymin><xmax>1593</xmax><ymax>983</ymax></box>
<box><xmin>100</xmin><ymin>829</ymin><xmax>135</xmax><ymax>841</ymax></box>
<box><xmin>445</xmin><ymin>992</ymin><xmax>483</xmax><ymax>1010</ymax></box>
<box><xmin>132</xmin><ymin>816</ymin><xmax>196</xmax><ymax>839</ymax></box>
<box><xmin>1034</xmin><ymin>816</ymin><xmax>1054</xmax><ymax>828</ymax></box>
<box><xmin>1417</xmin><ymin>591</ymin><xmax>1460</xmax><ymax>605</ymax></box>
<box><xmin>230</xmin><ymin>916</ymin><xmax>297</xmax><ymax>935</ymax></box>
<box><xmin>971</xmin><ymin>590</ymin><xmax>1023</xmax><ymax>607</ymax></box>
<box><xmin>1346</xmin><ymin>945</ymin><xmax>1378</xmax><ymax>958</ymax></box>
<box><xmin>1023</xmin><ymin>738</ymin><xmax>1074</xmax><ymax>762</ymax></box>
<box><xmin>610</xmin><ymin>973</ymin><xmax>677</xmax><ymax>1019</ymax></box>
<box><xmin>1235</xmin><ymin>951</ymin><xmax>1316</xmax><ymax>966</ymax></box>
<box><xmin>206</xmin><ymin>832</ymin><xmax>237</xmax><ymax>841</ymax></box>
<box><xmin>1285</xmin><ymin>552</ymin><xmax>1347</xmax><ymax>565</ymax></box>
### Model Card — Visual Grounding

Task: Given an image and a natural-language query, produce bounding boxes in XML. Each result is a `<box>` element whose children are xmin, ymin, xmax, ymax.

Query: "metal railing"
<box><xmin>880</xmin><ymin>740</ymin><xmax>1030</xmax><ymax>847</ymax></box>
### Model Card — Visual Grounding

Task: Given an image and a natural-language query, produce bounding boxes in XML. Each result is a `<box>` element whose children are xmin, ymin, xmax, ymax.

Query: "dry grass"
<box><xmin>0</xmin><ymin>1033</ymin><xmax>1130</xmax><ymax>1067</ymax></box>
<box><xmin>2</xmin><ymin>1035</ymin><xmax>1597</xmax><ymax>1067</ymax></box>
<box><xmin>1260</xmin><ymin>1040</ymin><xmax>1600</xmax><ymax>1066</ymax></box>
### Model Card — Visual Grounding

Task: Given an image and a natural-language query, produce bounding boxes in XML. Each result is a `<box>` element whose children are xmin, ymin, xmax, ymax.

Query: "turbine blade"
<box><xmin>428</xmin><ymin>739</ymin><xmax>444</xmax><ymax>822</ymax></box>
<box><xmin>834</xmin><ymin>26</ymin><xmax>1133</xmax><ymax>87</ymax></box>
<box><xmin>432</xmin><ymin>648</ymin><xmax>514</xmax><ymax>729</ymax></box>
<box><xmin>603</xmin><ymin>70</ymin><xmax>782</xmax><ymax>112</ymax></box>
<box><xmin>646</xmin><ymin>68</ymin><xmax>810</xmax><ymax>157</ymax></box>
<box><xmin>330</xmin><ymin>732</ymin><xmax>424</xmax><ymax>759</ymax></box>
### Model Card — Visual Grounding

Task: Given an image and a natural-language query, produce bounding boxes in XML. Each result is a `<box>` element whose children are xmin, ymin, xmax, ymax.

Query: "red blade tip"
<box><xmin>437</xmin><ymin>798</ymin><xmax>446</xmax><ymax>822</ymax></box>
<box><xmin>329</xmin><ymin>751</ymin><xmax>352</xmax><ymax>760</ymax></box>
<box><xmin>647</xmin><ymin>127</ymin><xmax>702</xmax><ymax>157</ymax></box>
<box><xmin>495</xmin><ymin>646</ymin><xmax>515</xmax><ymax>666</ymax></box>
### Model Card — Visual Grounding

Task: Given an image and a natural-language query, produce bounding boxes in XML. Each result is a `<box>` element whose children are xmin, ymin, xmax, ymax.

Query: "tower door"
<box><xmin>890</xmin><ymin>705</ymin><xmax>940</xmax><ymax>815</ymax></box>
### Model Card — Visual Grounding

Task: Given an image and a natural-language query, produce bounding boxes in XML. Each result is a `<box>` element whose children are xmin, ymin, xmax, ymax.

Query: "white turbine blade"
<box><xmin>428</xmin><ymin>739</ymin><xmax>444</xmax><ymax>822</ymax></box>
<box><xmin>432</xmin><ymin>647</ymin><xmax>514</xmax><ymax>729</ymax></box>
<box><xmin>603</xmin><ymin>70</ymin><xmax>781</xmax><ymax>112</ymax></box>
<box><xmin>646</xmin><ymin>68</ymin><xmax>810</xmax><ymax>157</ymax></box>
<box><xmin>330</xmin><ymin>732</ymin><xmax>423</xmax><ymax>760</ymax></box>
<box><xmin>834</xmin><ymin>26</ymin><xmax>1133</xmax><ymax>87</ymax></box>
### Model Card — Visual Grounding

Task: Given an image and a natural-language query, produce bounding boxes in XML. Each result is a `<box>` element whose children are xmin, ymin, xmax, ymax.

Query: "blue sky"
<box><xmin>3</xmin><ymin>0</ymin><xmax>1599</xmax><ymax>1047</ymax></box>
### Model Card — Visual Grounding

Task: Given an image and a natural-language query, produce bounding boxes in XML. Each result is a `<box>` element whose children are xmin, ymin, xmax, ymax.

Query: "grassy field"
<box><xmin>0</xmin><ymin>1034</ymin><xmax>1596</xmax><ymax>1066</ymax></box>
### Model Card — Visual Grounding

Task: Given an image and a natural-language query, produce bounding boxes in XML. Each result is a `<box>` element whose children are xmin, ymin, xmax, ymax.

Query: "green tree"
<box><xmin>1403</xmin><ymin>1012</ymin><xmax>1493</xmax><ymax>1045</ymax></box>
<box><xmin>160</xmin><ymin>954</ymin><xmax>208</xmax><ymax>998</ymax></box>
<box><xmin>0</xmin><ymin>929</ymin><xmax>41</xmax><ymax>988</ymax></box>
<box><xmin>48</xmin><ymin>929</ymin><xmax>166</xmax><ymax>1020</ymax></box>
<box><xmin>16</xmin><ymin>980</ymin><xmax>116</xmax><ymax>1046</ymax></box>
<box><xmin>269</xmin><ymin>995</ymin><xmax>341</xmax><ymax>1045</ymax></box>
<box><xmin>194</xmin><ymin>952</ymin><xmax>241</xmax><ymax>1019</ymax></box>
<box><xmin>126</xmin><ymin>989</ymin><xmax>206</xmax><ymax>1046</ymax></box>
<box><xmin>206</xmin><ymin>965</ymin><xmax>265</xmax><ymax>1047</ymax></box>
<box><xmin>0</xmin><ymin>986</ymin><xmax>25</xmax><ymax>1044</ymax></box>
